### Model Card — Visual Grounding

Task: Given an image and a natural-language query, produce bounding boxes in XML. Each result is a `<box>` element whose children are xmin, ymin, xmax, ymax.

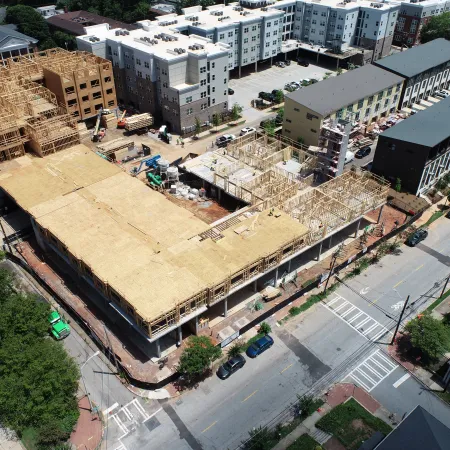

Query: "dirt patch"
<box><xmin>323</xmin><ymin>436</ymin><xmax>346</xmax><ymax>450</ymax></box>
<box><xmin>164</xmin><ymin>194</ymin><xmax>231</xmax><ymax>224</ymax></box>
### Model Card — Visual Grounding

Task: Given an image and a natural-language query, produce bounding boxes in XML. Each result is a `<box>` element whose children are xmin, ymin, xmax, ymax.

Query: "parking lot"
<box><xmin>229</xmin><ymin>62</ymin><xmax>333</xmax><ymax>122</ymax></box>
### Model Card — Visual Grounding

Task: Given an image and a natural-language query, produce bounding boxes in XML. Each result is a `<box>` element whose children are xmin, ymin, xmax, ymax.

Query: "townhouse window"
<box><xmin>126</xmin><ymin>64</ymin><xmax>131</xmax><ymax>69</ymax></box>
<box><xmin>244</xmin><ymin>27</ymin><xmax>249</xmax><ymax>33</ymax></box>
<box><xmin>377</xmin><ymin>92</ymin><xmax>383</xmax><ymax>100</ymax></box>
<box><xmin>387</xmin><ymin>87</ymin><xmax>393</xmax><ymax>96</ymax></box>
<box><xmin>266</xmin><ymin>32</ymin><xmax>270</xmax><ymax>37</ymax></box>
<box><xmin>252</xmin><ymin>35</ymin><xmax>256</xmax><ymax>41</ymax></box>
<box><xmin>201</xmin><ymin>92</ymin><xmax>206</xmax><ymax>98</ymax></box>
<box><xmin>224</xmin><ymin>78</ymin><xmax>227</xmax><ymax>84</ymax></box>
<box><xmin>252</xmin><ymin>25</ymin><xmax>257</xmax><ymax>31</ymax></box>
<box><xmin>212</xmin><ymin>87</ymin><xmax>215</xmax><ymax>92</ymax></box>
<box><xmin>144</xmin><ymin>61</ymin><xmax>149</xmax><ymax>68</ymax></box>
<box><xmin>138</xmin><ymin>71</ymin><xmax>143</xmax><ymax>78</ymax></box>
<box><xmin>136</xmin><ymin>59</ymin><xmax>141</xmax><ymax>65</ymax></box>
<box><xmin>220</xmin><ymin>33</ymin><xmax>225</xmax><ymax>39</ymax></box>
<box><xmin>187</xmin><ymin>108</ymin><xmax>193</xmax><ymax>116</ymax></box>
<box><xmin>212</xmin><ymin>75</ymin><xmax>215</xmax><ymax>80</ymax></box>
<box><xmin>368</xmin><ymin>95</ymin><xmax>374</xmax><ymax>104</ymax></box>
<box><xmin>212</xmin><ymin>62</ymin><xmax>215</xmax><ymax>68</ymax></box>
<box><xmin>244</xmin><ymin>38</ymin><xmax>248</xmax><ymax>43</ymax></box>
<box><xmin>201</xmin><ymin>103</ymin><xmax>207</xmax><ymax>110</ymax></box>
<box><xmin>267</xmin><ymin>22</ymin><xmax>271</xmax><ymax>27</ymax></box>
<box><xmin>212</xmin><ymin>98</ymin><xmax>216</xmax><ymax>104</ymax></box>
<box><xmin>228</xmin><ymin>32</ymin><xmax>233</xmax><ymax>37</ymax></box>
<box><xmin>200</xmin><ymin>67</ymin><xmax>206</xmax><ymax>73</ymax></box>
<box><xmin>186</xmin><ymin>96</ymin><xmax>193</xmax><ymax>103</ymax></box>
<box><xmin>357</xmin><ymin>99</ymin><xmax>364</xmax><ymax>109</ymax></box>
<box><xmin>201</xmin><ymin>79</ymin><xmax>206</xmax><ymax>86</ymax></box>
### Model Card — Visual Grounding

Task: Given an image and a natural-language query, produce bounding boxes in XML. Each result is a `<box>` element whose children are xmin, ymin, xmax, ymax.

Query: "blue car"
<box><xmin>246</xmin><ymin>334</ymin><xmax>274</xmax><ymax>358</ymax></box>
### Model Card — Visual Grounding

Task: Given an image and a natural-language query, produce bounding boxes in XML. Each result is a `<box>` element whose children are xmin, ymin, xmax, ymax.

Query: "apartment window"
<box><xmin>252</xmin><ymin>25</ymin><xmax>257</xmax><ymax>31</ymax></box>
<box><xmin>384</xmin><ymin>99</ymin><xmax>389</xmax><ymax>107</ymax></box>
<box><xmin>244</xmin><ymin>27</ymin><xmax>249</xmax><ymax>33</ymax></box>
<box><xmin>228</xmin><ymin>31</ymin><xmax>233</xmax><ymax>37</ymax></box>
<box><xmin>368</xmin><ymin>95</ymin><xmax>374</xmax><ymax>105</ymax></box>
<box><xmin>294</xmin><ymin>107</ymin><xmax>300</xmax><ymax>112</ymax></box>
<box><xmin>212</xmin><ymin>62</ymin><xmax>215</xmax><ymax>68</ymax></box>
<box><xmin>377</xmin><ymin>92</ymin><xmax>383</xmax><ymax>100</ymax></box>
<box><xmin>82</xmin><ymin>95</ymin><xmax>88</xmax><ymax>102</ymax></box>
<box><xmin>357</xmin><ymin>99</ymin><xmax>364</xmax><ymax>109</ymax></box>
<box><xmin>136</xmin><ymin>58</ymin><xmax>141</xmax><ymax>65</ymax></box>
<box><xmin>244</xmin><ymin>38</ymin><xmax>248</xmax><ymax>43</ymax></box>
<box><xmin>201</xmin><ymin>79</ymin><xmax>206</xmax><ymax>86</ymax></box>
<box><xmin>187</xmin><ymin>108</ymin><xmax>193</xmax><ymax>116</ymax></box>
<box><xmin>219</xmin><ymin>33</ymin><xmax>225</xmax><ymax>39</ymax></box>
<box><xmin>186</xmin><ymin>96</ymin><xmax>193</xmax><ymax>103</ymax></box>
<box><xmin>224</xmin><ymin>78</ymin><xmax>227</xmax><ymax>84</ymax></box>
<box><xmin>84</xmin><ymin>107</ymin><xmax>91</xmax><ymax>115</ymax></box>
<box><xmin>266</xmin><ymin>32</ymin><xmax>270</xmax><ymax>37</ymax></box>
<box><xmin>201</xmin><ymin>103</ymin><xmax>207</xmax><ymax>110</ymax></box>
<box><xmin>126</xmin><ymin>64</ymin><xmax>131</xmax><ymax>69</ymax></box>
<box><xmin>387</xmin><ymin>87</ymin><xmax>393</xmax><ymax>96</ymax></box>
<box><xmin>80</xmin><ymin>83</ymin><xmax>87</xmax><ymax>90</ymax></box>
<box><xmin>365</xmin><ymin>107</ymin><xmax>371</xmax><ymax>117</ymax></box>
<box><xmin>201</xmin><ymin>92</ymin><xmax>206</xmax><ymax>98</ymax></box>
<box><xmin>212</xmin><ymin>98</ymin><xmax>216</xmax><ymax>104</ymax></box>
<box><xmin>145</xmin><ymin>74</ymin><xmax>150</xmax><ymax>80</ymax></box>
<box><xmin>138</xmin><ymin>71</ymin><xmax>143</xmax><ymax>78</ymax></box>
<box><xmin>252</xmin><ymin>35</ymin><xmax>257</xmax><ymax>41</ymax></box>
<box><xmin>212</xmin><ymin>87</ymin><xmax>215</xmax><ymax>92</ymax></box>
<box><xmin>267</xmin><ymin>22</ymin><xmax>271</xmax><ymax>27</ymax></box>
<box><xmin>200</xmin><ymin>67</ymin><xmax>206</xmax><ymax>73</ymax></box>
<box><xmin>212</xmin><ymin>75</ymin><xmax>215</xmax><ymax>80</ymax></box>
<box><xmin>224</xmin><ymin>90</ymin><xmax>227</xmax><ymax>95</ymax></box>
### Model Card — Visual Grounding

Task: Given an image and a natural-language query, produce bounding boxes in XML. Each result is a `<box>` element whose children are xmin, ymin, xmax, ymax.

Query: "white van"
<box><xmin>345</xmin><ymin>151</ymin><xmax>355</xmax><ymax>164</ymax></box>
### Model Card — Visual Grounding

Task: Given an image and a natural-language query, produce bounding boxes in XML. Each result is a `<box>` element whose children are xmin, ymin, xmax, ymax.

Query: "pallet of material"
<box><xmin>77</xmin><ymin>122</ymin><xmax>91</xmax><ymax>140</ymax></box>
<box><xmin>97</xmin><ymin>137</ymin><xmax>134</xmax><ymax>155</ymax></box>
<box><xmin>124</xmin><ymin>113</ymin><xmax>153</xmax><ymax>131</ymax></box>
<box><xmin>101</xmin><ymin>113</ymin><xmax>117</xmax><ymax>129</ymax></box>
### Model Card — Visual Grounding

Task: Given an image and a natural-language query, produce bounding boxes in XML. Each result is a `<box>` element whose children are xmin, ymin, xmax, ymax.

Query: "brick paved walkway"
<box><xmin>69</xmin><ymin>397</ymin><xmax>103</xmax><ymax>450</ymax></box>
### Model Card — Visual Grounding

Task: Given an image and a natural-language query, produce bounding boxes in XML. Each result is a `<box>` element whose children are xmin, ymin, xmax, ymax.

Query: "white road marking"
<box><xmin>114</xmin><ymin>444</ymin><xmax>127</xmax><ymax>450</ymax></box>
<box><xmin>103</xmin><ymin>402</ymin><xmax>119</xmax><ymax>417</ymax></box>
<box><xmin>143</xmin><ymin>407</ymin><xmax>163</xmax><ymax>423</ymax></box>
<box><xmin>322</xmin><ymin>295</ymin><xmax>390</xmax><ymax>342</ymax></box>
<box><xmin>344</xmin><ymin>349</ymin><xmax>398</xmax><ymax>392</ymax></box>
<box><xmin>360</xmin><ymin>287</ymin><xmax>370</xmax><ymax>295</ymax></box>
<box><xmin>393</xmin><ymin>373</ymin><xmax>411</xmax><ymax>388</ymax></box>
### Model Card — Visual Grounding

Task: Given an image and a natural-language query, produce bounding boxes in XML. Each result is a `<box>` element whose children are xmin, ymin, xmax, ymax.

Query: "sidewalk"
<box><xmin>272</xmin><ymin>383</ymin><xmax>386</xmax><ymax>450</ymax></box>
<box><xmin>69</xmin><ymin>397</ymin><xmax>103</xmax><ymax>450</ymax></box>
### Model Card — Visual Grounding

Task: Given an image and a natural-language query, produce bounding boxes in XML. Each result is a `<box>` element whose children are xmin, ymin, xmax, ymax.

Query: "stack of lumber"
<box><xmin>124</xmin><ymin>113</ymin><xmax>153</xmax><ymax>131</ymax></box>
<box><xmin>101</xmin><ymin>112</ymin><xmax>117</xmax><ymax>129</ymax></box>
<box><xmin>77</xmin><ymin>122</ymin><xmax>90</xmax><ymax>141</ymax></box>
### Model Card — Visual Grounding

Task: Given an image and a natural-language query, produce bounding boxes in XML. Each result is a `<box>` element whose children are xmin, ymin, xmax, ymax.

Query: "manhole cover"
<box><xmin>145</xmin><ymin>417</ymin><xmax>161</xmax><ymax>432</ymax></box>
<box><xmin>336</xmin><ymin>347</ymin><xmax>341</xmax><ymax>351</ymax></box>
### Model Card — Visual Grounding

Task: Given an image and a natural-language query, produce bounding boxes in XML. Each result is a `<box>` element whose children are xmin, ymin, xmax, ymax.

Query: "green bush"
<box><xmin>301</xmin><ymin>278</ymin><xmax>316</xmax><ymax>289</ymax></box>
<box><xmin>287</xmin><ymin>434</ymin><xmax>321</xmax><ymax>450</ymax></box>
<box><xmin>228</xmin><ymin>340</ymin><xmax>245</xmax><ymax>357</ymax></box>
<box><xmin>259</xmin><ymin>322</ymin><xmax>272</xmax><ymax>334</ymax></box>
<box><xmin>245</xmin><ymin>333</ymin><xmax>265</xmax><ymax>349</ymax></box>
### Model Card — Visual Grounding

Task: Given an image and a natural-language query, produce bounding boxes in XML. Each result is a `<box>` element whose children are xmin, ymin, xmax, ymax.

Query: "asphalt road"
<box><xmin>158</xmin><ymin>216</ymin><xmax>450</xmax><ymax>450</ymax></box>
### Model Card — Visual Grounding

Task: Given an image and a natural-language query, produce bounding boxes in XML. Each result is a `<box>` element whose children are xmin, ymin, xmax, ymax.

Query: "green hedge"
<box><xmin>287</xmin><ymin>434</ymin><xmax>320</xmax><ymax>450</ymax></box>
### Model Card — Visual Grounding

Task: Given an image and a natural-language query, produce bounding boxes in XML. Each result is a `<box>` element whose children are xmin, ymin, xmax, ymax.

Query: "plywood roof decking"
<box><xmin>0</xmin><ymin>145</ymin><xmax>309</xmax><ymax>321</ymax></box>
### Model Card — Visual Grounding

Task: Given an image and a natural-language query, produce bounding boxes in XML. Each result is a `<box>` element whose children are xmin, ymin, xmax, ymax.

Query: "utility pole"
<box><xmin>390</xmin><ymin>295</ymin><xmax>410</xmax><ymax>345</ymax></box>
<box><xmin>440</xmin><ymin>274</ymin><xmax>450</xmax><ymax>299</ymax></box>
<box><xmin>80</xmin><ymin>350</ymin><xmax>100</xmax><ymax>411</ymax></box>
<box><xmin>103</xmin><ymin>322</ymin><xmax>119</xmax><ymax>374</ymax></box>
<box><xmin>323</xmin><ymin>253</ymin><xmax>338</xmax><ymax>293</ymax></box>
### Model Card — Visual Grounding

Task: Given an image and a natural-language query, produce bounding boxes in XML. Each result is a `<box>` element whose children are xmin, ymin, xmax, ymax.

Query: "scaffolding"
<box><xmin>0</xmin><ymin>115</ymin><xmax>25</xmax><ymax>161</ymax></box>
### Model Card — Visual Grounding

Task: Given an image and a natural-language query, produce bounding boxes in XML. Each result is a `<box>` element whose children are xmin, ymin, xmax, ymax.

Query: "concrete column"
<box><xmin>224</xmin><ymin>298</ymin><xmax>228</xmax><ymax>317</ymax></box>
<box><xmin>288</xmin><ymin>259</ymin><xmax>292</xmax><ymax>272</ymax></box>
<box><xmin>354</xmin><ymin>218</ymin><xmax>362</xmax><ymax>238</ymax></box>
<box><xmin>274</xmin><ymin>267</ymin><xmax>279</xmax><ymax>285</ymax></box>
<box><xmin>177</xmin><ymin>326</ymin><xmax>182</xmax><ymax>346</ymax></box>
<box><xmin>255</xmin><ymin>61</ymin><xmax>258</xmax><ymax>73</ymax></box>
<box><xmin>328</xmin><ymin>234</ymin><xmax>333</xmax><ymax>249</ymax></box>
<box><xmin>336</xmin><ymin>59</ymin><xmax>339</xmax><ymax>70</ymax></box>
<box><xmin>285</xmin><ymin>53</ymin><xmax>288</xmax><ymax>61</ymax></box>
<box><xmin>194</xmin><ymin>315</ymin><xmax>199</xmax><ymax>335</ymax></box>
<box><xmin>270</xmin><ymin>57</ymin><xmax>273</xmax><ymax>67</ymax></box>
<box><xmin>218</xmin><ymin>188</ymin><xmax>222</xmax><ymax>202</ymax></box>
<box><xmin>155</xmin><ymin>339</ymin><xmax>161</xmax><ymax>358</ymax></box>
<box><xmin>253</xmin><ymin>280</ymin><xmax>257</xmax><ymax>292</ymax></box>
<box><xmin>316</xmin><ymin>52</ymin><xmax>320</xmax><ymax>64</ymax></box>
<box><xmin>238</xmin><ymin>65</ymin><xmax>241</xmax><ymax>78</ymax></box>
<box><xmin>377</xmin><ymin>204</ymin><xmax>384</xmax><ymax>224</ymax></box>
<box><xmin>318</xmin><ymin>240</ymin><xmax>323</xmax><ymax>261</ymax></box>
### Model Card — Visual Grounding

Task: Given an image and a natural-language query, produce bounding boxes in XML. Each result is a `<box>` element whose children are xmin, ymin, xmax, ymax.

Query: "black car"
<box><xmin>297</xmin><ymin>59</ymin><xmax>309</xmax><ymax>67</ymax></box>
<box><xmin>406</xmin><ymin>228</ymin><xmax>428</xmax><ymax>247</ymax></box>
<box><xmin>355</xmin><ymin>146</ymin><xmax>371</xmax><ymax>159</ymax></box>
<box><xmin>228</xmin><ymin>88</ymin><xmax>235</xmax><ymax>95</ymax></box>
<box><xmin>217</xmin><ymin>355</ymin><xmax>246</xmax><ymax>379</ymax></box>
<box><xmin>246</xmin><ymin>335</ymin><xmax>274</xmax><ymax>358</ymax></box>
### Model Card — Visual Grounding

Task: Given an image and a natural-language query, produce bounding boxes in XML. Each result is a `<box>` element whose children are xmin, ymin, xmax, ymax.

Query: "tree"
<box><xmin>405</xmin><ymin>313</ymin><xmax>450</xmax><ymax>361</ymax></box>
<box><xmin>297</xmin><ymin>136</ymin><xmax>305</xmax><ymax>145</ymax></box>
<box><xmin>243</xmin><ymin>426</ymin><xmax>273</xmax><ymax>450</ymax></box>
<box><xmin>259</xmin><ymin>322</ymin><xmax>271</xmax><ymax>335</ymax></box>
<box><xmin>421</xmin><ymin>12</ymin><xmax>450</xmax><ymax>43</ymax></box>
<box><xmin>178</xmin><ymin>336</ymin><xmax>222</xmax><ymax>378</ymax></box>
<box><xmin>6</xmin><ymin>5</ymin><xmax>56</xmax><ymax>48</ymax></box>
<box><xmin>193</xmin><ymin>116</ymin><xmax>201</xmax><ymax>138</ymax></box>
<box><xmin>53</xmin><ymin>31</ymin><xmax>77</xmax><ymax>50</ymax></box>
<box><xmin>212</xmin><ymin>113</ymin><xmax>222</xmax><ymax>131</ymax></box>
<box><xmin>273</xmin><ymin>90</ymin><xmax>284</xmax><ymax>104</ymax></box>
<box><xmin>395</xmin><ymin>177</ymin><xmax>402</xmax><ymax>193</ymax></box>
<box><xmin>227</xmin><ymin>339</ymin><xmax>244</xmax><ymax>357</ymax></box>
<box><xmin>231</xmin><ymin>103</ymin><xmax>243</xmax><ymax>121</ymax></box>
<box><xmin>323</xmin><ymin>72</ymin><xmax>332</xmax><ymax>80</ymax></box>
<box><xmin>263</xmin><ymin>121</ymin><xmax>276</xmax><ymax>137</ymax></box>
<box><xmin>336</xmin><ymin>67</ymin><xmax>343</xmax><ymax>76</ymax></box>
<box><xmin>0</xmin><ymin>269</ymin><xmax>80</xmax><ymax>448</ymax></box>
<box><xmin>276</xmin><ymin>107</ymin><xmax>284</xmax><ymax>120</ymax></box>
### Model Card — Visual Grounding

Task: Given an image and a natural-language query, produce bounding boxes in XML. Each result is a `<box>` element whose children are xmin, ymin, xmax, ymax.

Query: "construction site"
<box><xmin>0</xmin><ymin>124</ymin><xmax>389</xmax><ymax>364</ymax></box>
<box><xmin>0</xmin><ymin>48</ymin><xmax>117</xmax><ymax>163</ymax></box>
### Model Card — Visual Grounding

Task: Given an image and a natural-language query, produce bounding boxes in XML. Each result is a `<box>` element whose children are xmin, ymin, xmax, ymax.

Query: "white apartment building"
<box><xmin>77</xmin><ymin>24</ymin><xmax>230</xmax><ymax>134</ymax></box>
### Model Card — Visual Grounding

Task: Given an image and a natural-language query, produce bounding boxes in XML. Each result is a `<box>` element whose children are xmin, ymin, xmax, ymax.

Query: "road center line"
<box><xmin>393</xmin><ymin>373</ymin><xmax>411</xmax><ymax>388</ymax></box>
<box><xmin>393</xmin><ymin>279</ymin><xmax>405</xmax><ymax>288</ymax></box>
<box><xmin>415</xmin><ymin>264</ymin><xmax>424</xmax><ymax>271</ymax></box>
<box><xmin>202</xmin><ymin>421</ymin><xmax>217</xmax><ymax>434</ymax></box>
<box><xmin>281</xmin><ymin>363</ymin><xmax>293</xmax><ymax>374</ymax></box>
<box><xmin>242</xmin><ymin>390</ymin><xmax>258</xmax><ymax>402</ymax></box>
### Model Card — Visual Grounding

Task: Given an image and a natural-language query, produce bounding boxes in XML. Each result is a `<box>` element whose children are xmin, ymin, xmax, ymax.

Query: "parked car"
<box><xmin>406</xmin><ymin>228</ymin><xmax>428</xmax><ymax>247</ymax></box>
<box><xmin>436</xmin><ymin>90</ymin><xmax>449</xmax><ymax>97</ymax></box>
<box><xmin>246</xmin><ymin>334</ymin><xmax>274</xmax><ymax>358</ymax></box>
<box><xmin>258</xmin><ymin>92</ymin><xmax>274</xmax><ymax>102</ymax></box>
<box><xmin>446</xmin><ymin>210</ymin><xmax>450</xmax><ymax>219</ymax></box>
<box><xmin>275</xmin><ymin>61</ymin><xmax>286</xmax><ymax>68</ymax></box>
<box><xmin>216</xmin><ymin>134</ymin><xmax>236</xmax><ymax>147</ymax></box>
<box><xmin>355</xmin><ymin>146</ymin><xmax>371</xmax><ymax>159</ymax></box>
<box><xmin>297</xmin><ymin>59</ymin><xmax>310</xmax><ymax>67</ymax></box>
<box><xmin>217</xmin><ymin>355</ymin><xmax>246</xmax><ymax>379</ymax></box>
<box><xmin>240</xmin><ymin>127</ymin><xmax>257</xmax><ymax>136</ymax></box>
<box><xmin>344</xmin><ymin>151</ymin><xmax>355</xmax><ymax>164</ymax></box>
<box><xmin>228</xmin><ymin>88</ymin><xmax>235</xmax><ymax>95</ymax></box>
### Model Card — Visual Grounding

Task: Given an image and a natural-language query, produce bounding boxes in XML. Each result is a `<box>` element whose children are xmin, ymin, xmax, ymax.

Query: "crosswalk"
<box><xmin>344</xmin><ymin>349</ymin><xmax>398</xmax><ymax>392</ymax></box>
<box><xmin>108</xmin><ymin>398</ymin><xmax>153</xmax><ymax>440</ymax></box>
<box><xmin>322</xmin><ymin>294</ymin><xmax>389</xmax><ymax>342</ymax></box>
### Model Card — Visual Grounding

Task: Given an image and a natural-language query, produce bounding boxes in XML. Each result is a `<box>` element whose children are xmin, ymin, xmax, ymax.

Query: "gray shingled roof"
<box><xmin>374</xmin><ymin>38</ymin><xmax>450</xmax><ymax>79</ymax></box>
<box><xmin>0</xmin><ymin>25</ymin><xmax>38</xmax><ymax>50</ymax></box>
<box><xmin>375</xmin><ymin>406</ymin><xmax>450</xmax><ymax>450</ymax></box>
<box><xmin>380</xmin><ymin>95</ymin><xmax>450</xmax><ymax>147</ymax></box>
<box><xmin>286</xmin><ymin>65</ymin><xmax>404</xmax><ymax>117</ymax></box>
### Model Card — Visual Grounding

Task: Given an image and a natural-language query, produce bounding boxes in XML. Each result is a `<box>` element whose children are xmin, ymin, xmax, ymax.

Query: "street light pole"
<box><xmin>390</xmin><ymin>295</ymin><xmax>410</xmax><ymax>345</ymax></box>
<box><xmin>80</xmin><ymin>350</ymin><xmax>100</xmax><ymax>411</ymax></box>
<box><xmin>440</xmin><ymin>274</ymin><xmax>450</xmax><ymax>299</ymax></box>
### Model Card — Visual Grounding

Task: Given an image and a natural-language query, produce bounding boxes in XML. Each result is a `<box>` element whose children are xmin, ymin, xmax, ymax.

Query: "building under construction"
<box><xmin>0</xmin><ymin>131</ymin><xmax>389</xmax><ymax>358</ymax></box>
<box><xmin>0</xmin><ymin>48</ymin><xmax>117</xmax><ymax>162</ymax></box>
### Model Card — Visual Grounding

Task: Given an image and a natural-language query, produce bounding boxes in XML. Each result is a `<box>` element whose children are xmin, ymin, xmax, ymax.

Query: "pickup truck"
<box><xmin>48</xmin><ymin>311</ymin><xmax>70</xmax><ymax>340</ymax></box>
